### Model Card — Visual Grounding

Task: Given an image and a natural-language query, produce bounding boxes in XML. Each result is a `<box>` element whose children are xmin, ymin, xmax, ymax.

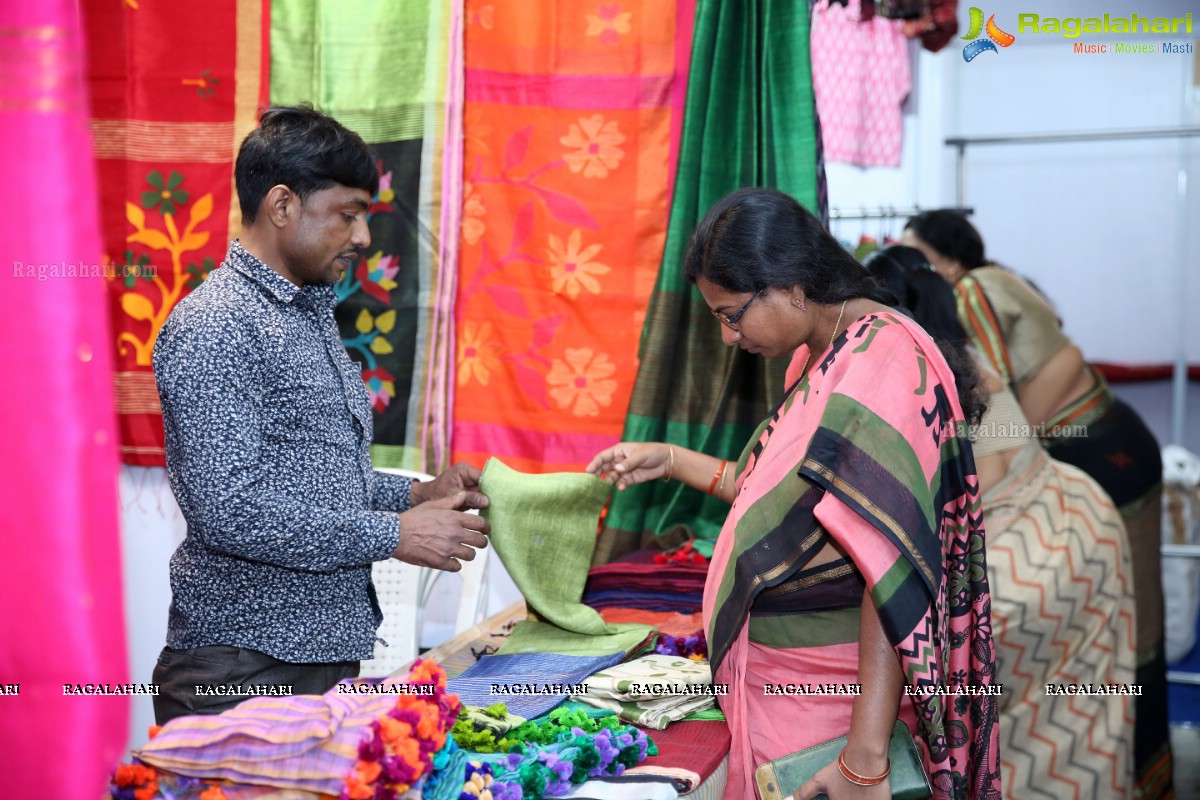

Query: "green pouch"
<box><xmin>754</xmin><ymin>720</ymin><xmax>931</xmax><ymax>800</ymax></box>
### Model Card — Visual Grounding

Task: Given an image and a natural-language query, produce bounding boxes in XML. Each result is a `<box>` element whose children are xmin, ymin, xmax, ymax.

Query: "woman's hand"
<box><xmin>586</xmin><ymin>442</ymin><xmax>671</xmax><ymax>490</ymax></box>
<box><xmin>795</xmin><ymin>759</ymin><xmax>891</xmax><ymax>800</ymax></box>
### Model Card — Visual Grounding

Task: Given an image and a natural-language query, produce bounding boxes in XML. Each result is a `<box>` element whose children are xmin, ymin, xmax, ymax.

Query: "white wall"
<box><xmin>119</xmin><ymin>466</ymin><xmax>185</xmax><ymax>753</ymax></box>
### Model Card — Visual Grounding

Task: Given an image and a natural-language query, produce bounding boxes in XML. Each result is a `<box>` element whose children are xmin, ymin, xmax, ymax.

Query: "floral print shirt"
<box><xmin>153</xmin><ymin>240</ymin><xmax>412</xmax><ymax>662</ymax></box>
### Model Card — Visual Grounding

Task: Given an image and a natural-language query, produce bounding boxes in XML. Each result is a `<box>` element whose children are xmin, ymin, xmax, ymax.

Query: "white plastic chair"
<box><xmin>360</xmin><ymin>468</ymin><xmax>490</xmax><ymax>677</ymax></box>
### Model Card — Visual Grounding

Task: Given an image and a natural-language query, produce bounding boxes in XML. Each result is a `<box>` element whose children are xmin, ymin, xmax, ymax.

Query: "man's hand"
<box><xmin>393</xmin><ymin>492</ymin><xmax>491</xmax><ymax>572</ymax></box>
<box><xmin>409</xmin><ymin>462</ymin><xmax>489</xmax><ymax>510</ymax></box>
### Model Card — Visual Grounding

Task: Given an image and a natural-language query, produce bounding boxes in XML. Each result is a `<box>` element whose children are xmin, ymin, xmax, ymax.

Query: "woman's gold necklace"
<box><xmin>796</xmin><ymin>299</ymin><xmax>848</xmax><ymax>380</ymax></box>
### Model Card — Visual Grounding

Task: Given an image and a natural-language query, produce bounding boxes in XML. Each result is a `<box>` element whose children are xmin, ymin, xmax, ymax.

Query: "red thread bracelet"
<box><xmin>707</xmin><ymin>459</ymin><xmax>728</xmax><ymax>495</ymax></box>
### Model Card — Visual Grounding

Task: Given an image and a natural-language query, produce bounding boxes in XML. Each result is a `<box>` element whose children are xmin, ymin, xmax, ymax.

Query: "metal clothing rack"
<box><xmin>944</xmin><ymin>126</ymin><xmax>1198</xmax><ymax>447</ymax></box>
<box><xmin>946</xmin><ymin>128</ymin><xmax>1200</xmax><ymax>687</ymax></box>
<box><xmin>945</xmin><ymin>126</ymin><xmax>1200</xmax><ymax>207</ymax></box>
<box><xmin>830</xmin><ymin>205</ymin><xmax>973</xmax><ymax>220</ymax></box>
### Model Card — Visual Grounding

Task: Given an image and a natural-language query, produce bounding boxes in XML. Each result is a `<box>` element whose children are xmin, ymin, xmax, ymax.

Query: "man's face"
<box><xmin>283</xmin><ymin>184</ymin><xmax>372</xmax><ymax>286</ymax></box>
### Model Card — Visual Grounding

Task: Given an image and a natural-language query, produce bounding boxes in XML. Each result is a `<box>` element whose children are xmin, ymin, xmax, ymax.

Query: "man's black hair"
<box><xmin>235</xmin><ymin>105</ymin><xmax>379</xmax><ymax>225</ymax></box>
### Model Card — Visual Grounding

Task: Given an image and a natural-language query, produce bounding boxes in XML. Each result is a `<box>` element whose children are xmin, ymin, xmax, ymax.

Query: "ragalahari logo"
<box><xmin>961</xmin><ymin>7</ymin><xmax>1016</xmax><ymax>61</ymax></box>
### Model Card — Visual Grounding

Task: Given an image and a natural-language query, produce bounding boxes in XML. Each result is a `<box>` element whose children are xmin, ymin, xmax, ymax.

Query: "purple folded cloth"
<box><xmin>131</xmin><ymin>665</ymin><xmax>450</xmax><ymax>796</ymax></box>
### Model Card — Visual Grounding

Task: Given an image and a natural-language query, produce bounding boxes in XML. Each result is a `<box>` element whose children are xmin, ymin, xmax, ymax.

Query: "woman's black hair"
<box><xmin>864</xmin><ymin>245</ymin><xmax>969</xmax><ymax>342</ymax></box>
<box><xmin>684</xmin><ymin>187</ymin><xmax>893</xmax><ymax>305</ymax></box>
<box><xmin>684</xmin><ymin>190</ymin><xmax>986</xmax><ymax>426</ymax></box>
<box><xmin>903</xmin><ymin>209</ymin><xmax>987</xmax><ymax>270</ymax></box>
<box><xmin>864</xmin><ymin>245</ymin><xmax>988</xmax><ymax>425</ymax></box>
<box><xmin>235</xmin><ymin>105</ymin><xmax>380</xmax><ymax>225</ymax></box>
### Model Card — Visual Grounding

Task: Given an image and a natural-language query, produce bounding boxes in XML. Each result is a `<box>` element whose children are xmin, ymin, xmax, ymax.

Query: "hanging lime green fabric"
<box><xmin>478</xmin><ymin>459</ymin><xmax>654</xmax><ymax>655</ymax></box>
<box><xmin>270</xmin><ymin>0</ymin><xmax>459</xmax><ymax>473</ymax></box>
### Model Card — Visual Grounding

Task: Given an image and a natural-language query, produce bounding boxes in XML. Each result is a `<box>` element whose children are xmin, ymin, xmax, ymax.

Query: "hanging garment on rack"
<box><xmin>873</xmin><ymin>0</ymin><xmax>929</xmax><ymax>20</ymax></box>
<box><xmin>899</xmin><ymin>0</ymin><xmax>959</xmax><ymax>52</ymax></box>
<box><xmin>853</xmin><ymin>235</ymin><xmax>879</xmax><ymax>261</ymax></box>
<box><xmin>811</xmin><ymin>0</ymin><xmax>911</xmax><ymax>167</ymax></box>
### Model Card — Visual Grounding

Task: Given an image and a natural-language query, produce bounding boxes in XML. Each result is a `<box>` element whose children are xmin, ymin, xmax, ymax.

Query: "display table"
<box><xmin>397</xmin><ymin>601</ymin><xmax>730</xmax><ymax>799</ymax></box>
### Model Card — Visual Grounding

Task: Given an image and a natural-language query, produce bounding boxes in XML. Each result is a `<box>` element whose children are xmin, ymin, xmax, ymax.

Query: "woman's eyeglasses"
<box><xmin>713</xmin><ymin>289</ymin><xmax>763</xmax><ymax>331</ymax></box>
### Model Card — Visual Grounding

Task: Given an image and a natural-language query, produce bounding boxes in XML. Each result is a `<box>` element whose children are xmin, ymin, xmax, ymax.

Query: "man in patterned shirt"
<box><xmin>151</xmin><ymin>106</ymin><xmax>491</xmax><ymax>724</ymax></box>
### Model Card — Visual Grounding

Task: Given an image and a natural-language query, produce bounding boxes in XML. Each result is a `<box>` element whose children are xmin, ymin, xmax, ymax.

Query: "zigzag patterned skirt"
<box><xmin>1043</xmin><ymin>380</ymin><xmax>1171</xmax><ymax>799</ymax></box>
<box><xmin>984</xmin><ymin>441</ymin><xmax>1138</xmax><ymax>798</ymax></box>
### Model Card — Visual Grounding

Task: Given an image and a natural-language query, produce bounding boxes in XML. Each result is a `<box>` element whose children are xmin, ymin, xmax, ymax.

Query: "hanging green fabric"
<box><xmin>270</xmin><ymin>0</ymin><xmax>460</xmax><ymax>472</ymax></box>
<box><xmin>596</xmin><ymin>0</ymin><xmax>825</xmax><ymax>563</ymax></box>
<box><xmin>271</xmin><ymin>0</ymin><xmax>432</xmax><ymax>144</ymax></box>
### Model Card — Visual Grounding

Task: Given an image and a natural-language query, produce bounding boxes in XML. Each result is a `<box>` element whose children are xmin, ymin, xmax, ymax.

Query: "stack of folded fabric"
<box><xmin>448</xmin><ymin>649</ymin><xmax>629</xmax><ymax>720</ymax></box>
<box><xmin>108</xmin><ymin>660</ymin><xmax>460</xmax><ymax>800</ymax></box>
<box><xmin>106</xmin><ymin>661</ymin><xmax>666</xmax><ymax>800</ymax></box>
<box><xmin>596</xmin><ymin>608</ymin><xmax>705</xmax><ymax>637</ymax></box>
<box><xmin>581</xmin><ymin>551</ymin><xmax>707</xmax><ymax>614</ymax></box>
<box><xmin>572</xmin><ymin>654</ymin><xmax>717</xmax><ymax>729</ymax></box>
<box><xmin>626</xmin><ymin>716</ymin><xmax>733</xmax><ymax>794</ymax></box>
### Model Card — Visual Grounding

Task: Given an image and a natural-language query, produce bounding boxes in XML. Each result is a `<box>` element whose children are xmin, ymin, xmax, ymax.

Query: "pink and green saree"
<box><xmin>702</xmin><ymin>312</ymin><xmax>1002</xmax><ymax>799</ymax></box>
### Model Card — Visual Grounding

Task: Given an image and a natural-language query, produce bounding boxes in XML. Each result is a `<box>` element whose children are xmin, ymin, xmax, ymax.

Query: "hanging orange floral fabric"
<box><xmin>453</xmin><ymin>0</ymin><xmax>693</xmax><ymax>473</ymax></box>
<box><xmin>84</xmin><ymin>0</ymin><xmax>268</xmax><ymax>465</ymax></box>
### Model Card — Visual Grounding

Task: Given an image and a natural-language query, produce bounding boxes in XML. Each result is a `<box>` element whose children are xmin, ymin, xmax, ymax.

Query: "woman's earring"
<box><xmin>793</xmin><ymin>298</ymin><xmax>806</xmax><ymax>312</ymax></box>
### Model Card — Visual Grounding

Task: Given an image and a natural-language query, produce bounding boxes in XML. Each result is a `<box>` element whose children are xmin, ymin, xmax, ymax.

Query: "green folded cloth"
<box><xmin>682</xmin><ymin>706</ymin><xmax>726</xmax><ymax>722</ymax></box>
<box><xmin>479</xmin><ymin>459</ymin><xmax>655</xmax><ymax>655</ymax></box>
<box><xmin>557</xmin><ymin>700</ymin><xmax>620</xmax><ymax>719</ymax></box>
<box><xmin>573</xmin><ymin>693</ymin><xmax>715</xmax><ymax>730</ymax></box>
<box><xmin>460</xmin><ymin>703</ymin><xmax>525</xmax><ymax>736</ymax></box>
<box><xmin>571</xmin><ymin>654</ymin><xmax>717</xmax><ymax>729</ymax></box>
<box><xmin>499</xmin><ymin>620</ymin><xmax>652</xmax><ymax>657</ymax></box>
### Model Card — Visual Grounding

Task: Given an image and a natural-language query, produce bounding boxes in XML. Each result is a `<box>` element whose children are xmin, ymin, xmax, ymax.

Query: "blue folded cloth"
<box><xmin>448</xmin><ymin>651</ymin><xmax>627</xmax><ymax>719</ymax></box>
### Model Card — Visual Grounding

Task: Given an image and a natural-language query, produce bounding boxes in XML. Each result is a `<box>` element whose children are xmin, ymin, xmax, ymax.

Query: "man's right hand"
<box><xmin>393</xmin><ymin>492</ymin><xmax>490</xmax><ymax>571</ymax></box>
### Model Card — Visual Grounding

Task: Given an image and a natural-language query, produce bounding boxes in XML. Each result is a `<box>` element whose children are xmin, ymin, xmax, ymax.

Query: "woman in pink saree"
<box><xmin>590</xmin><ymin>188</ymin><xmax>1001</xmax><ymax>799</ymax></box>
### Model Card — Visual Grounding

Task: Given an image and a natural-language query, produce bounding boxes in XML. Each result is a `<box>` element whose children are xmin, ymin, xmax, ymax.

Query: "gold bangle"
<box><xmin>661</xmin><ymin>445</ymin><xmax>675</xmax><ymax>483</ymax></box>
<box><xmin>837</xmin><ymin>747</ymin><xmax>890</xmax><ymax>786</ymax></box>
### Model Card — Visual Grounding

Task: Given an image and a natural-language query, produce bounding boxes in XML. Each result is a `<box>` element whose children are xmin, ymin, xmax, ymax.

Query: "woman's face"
<box><xmin>696</xmin><ymin>277</ymin><xmax>802</xmax><ymax>358</ymax></box>
<box><xmin>900</xmin><ymin>229</ymin><xmax>964</xmax><ymax>283</ymax></box>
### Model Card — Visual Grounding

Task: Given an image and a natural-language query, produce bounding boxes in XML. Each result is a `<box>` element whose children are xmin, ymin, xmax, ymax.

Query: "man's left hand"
<box><xmin>410</xmin><ymin>462</ymin><xmax>489</xmax><ymax>511</ymax></box>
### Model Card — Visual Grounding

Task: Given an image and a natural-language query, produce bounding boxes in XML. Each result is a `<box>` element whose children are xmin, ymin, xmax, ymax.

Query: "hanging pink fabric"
<box><xmin>811</xmin><ymin>0</ymin><xmax>911</xmax><ymax>167</ymax></box>
<box><xmin>0</xmin><ymin>1</ymin><xmax>130</xmax><ymax>796</ymax></box>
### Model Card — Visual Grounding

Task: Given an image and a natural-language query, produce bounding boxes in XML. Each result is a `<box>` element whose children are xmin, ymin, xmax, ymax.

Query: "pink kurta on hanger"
<box><xmin>811</xmin><ymin>0</ymin><xmax>912</xmax><ymax>167</ymax></box>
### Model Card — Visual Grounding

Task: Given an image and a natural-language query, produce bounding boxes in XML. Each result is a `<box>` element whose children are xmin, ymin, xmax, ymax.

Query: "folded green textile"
<box><xmin>573</xmin><ymin>693</ymin><xmax>715</xmax><ymax>730</ymax></box>
<box><xmin>558</xmin><ymin>699</ymin><xmax>621</xmax><ymax>719</ymax></box>
<box><xmin>498</xmin><ymin>620</ymin><xmax>653</xmax><ymax>657</ymax></box>
<box><xmin>460</xmin><ymin>704</ymin><xmax>526</xmax><ymax>736</ymax></box>
<box><xmin>479</xmin><ymin>459</ymin><xmax>655</xmax><ymax>654</ymax></box>
<box><xmin>579</xmin><ymin>655</ymin><xmax>712</xmax><ymax>701</ymax></box>
<box><xmin>681</xmin><ymin>706</ymin><xmax>726</xmax><ymax>722</ymax></box>
<box><xmin>571</xmin><ymin>655</ymin><xmax>716</xmax><ymax>729</ymax></box>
